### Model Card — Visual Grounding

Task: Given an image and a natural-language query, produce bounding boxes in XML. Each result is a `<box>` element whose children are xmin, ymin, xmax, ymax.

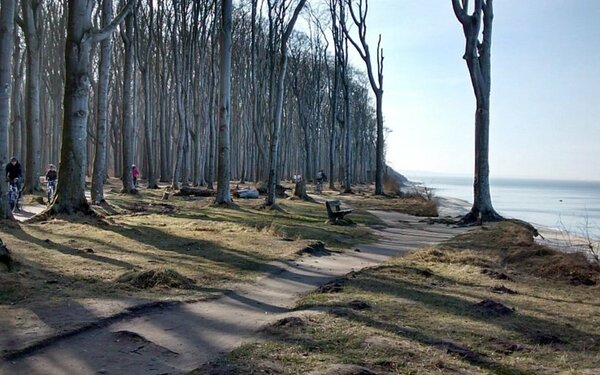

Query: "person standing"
<box><xmin>131</xmin><ymin>164</ymin><xmax>140</xmax><ymax>188</ymax></box>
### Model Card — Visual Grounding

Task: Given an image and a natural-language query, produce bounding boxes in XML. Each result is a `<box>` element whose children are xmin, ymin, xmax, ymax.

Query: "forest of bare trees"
<box><xmin>0</xmin><ymin>0</ymin><xmax>386</xmax><ymax>217</ymax></box>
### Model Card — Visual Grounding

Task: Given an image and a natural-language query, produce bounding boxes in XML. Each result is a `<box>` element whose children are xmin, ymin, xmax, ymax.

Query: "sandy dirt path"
<box><xmin>1</xmin><ymin>211</ymin><xmax>467</xmax><ymax>375</ymax></box>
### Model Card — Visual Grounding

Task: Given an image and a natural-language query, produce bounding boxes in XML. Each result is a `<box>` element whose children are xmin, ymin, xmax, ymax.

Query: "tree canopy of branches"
<box><xmin>0</xmin><ymin>0</ymin><xmax>384</xmax><ymax>216</ymax></box>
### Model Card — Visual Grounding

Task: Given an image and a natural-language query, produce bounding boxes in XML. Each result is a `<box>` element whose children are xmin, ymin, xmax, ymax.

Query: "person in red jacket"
<box><xmin>131</xmin><ymin>164</ymin><xmax>140</xmax><ymax>188</ymax></box>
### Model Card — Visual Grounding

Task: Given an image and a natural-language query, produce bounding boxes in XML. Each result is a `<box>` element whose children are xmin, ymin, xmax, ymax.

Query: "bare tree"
<box><xmin>48</xmin><ymin>0</ymin><xmax>133</xmax><ymax>214</ymax></box>
<box><xmin>215</xmin><ymin>0</ymin><xmax>232</xmax><ymax>204</ymax></box>
<box><xmin>0</xmin><ymin>0</ymin><xmax>16</xmax><ymax>219</ymax></box>
<box><xmin>452</xmin><ymin>0</ymin><xmax>502</xmax><ymax>222</ymax></box>
<box><xmin>135</xmin><ymin>0</ymin><xmax>158</xmax><ymax>189</ymax></box>
<box><xmin>91</xmin><ymin>0</ymin><xmax>114</xmax><ymax>204</ymax></box>
<box><xmin>18</xmin><ymin>0</ymin><xmax>43</xmax><ymax>193</ymax></box>
<box><xmin>342</xmin><ymin>0</ymin><xmax>384</xmax><ymax>195</ymax></box>
<box><xmin>120</xmin><ymin>7</ymin><xmax>136</xmax><ymax>193</ymax></box>
<box><xmin>265</xmin><ymin>0</ymin><xmax>307</xmax><ymax>206</ymax></box>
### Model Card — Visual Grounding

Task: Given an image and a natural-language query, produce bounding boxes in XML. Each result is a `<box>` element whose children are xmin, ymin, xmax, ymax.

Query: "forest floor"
<box><xmin>1</xmin><ymin>180</ymin><xmax>599</xmax><ymax>374</ymax></box>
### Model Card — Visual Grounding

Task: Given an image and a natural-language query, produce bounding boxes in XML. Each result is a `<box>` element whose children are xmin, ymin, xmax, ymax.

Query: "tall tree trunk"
<box><xmin>342</xmin><ymin>65</ymin><xmax>351</xmax><ymax>193</ymax></box>
<box><xmin>22</xmin><ymin>0</ymin><xmax>42</xmax><ymax>193</ymax></box>
<box><xmin>49</xmin><ymin>0</ymin><xmax>132</xmax><ymax>214</ymax></box>
<box><xmin>374</xmin><ymin>89</ymin><xmax>384</xmax><ymax>193</ymax></box>
<box><xmin>0</xmin><ymin>0</ymin><xmax>15</xmax><ymax>219</ymax></box>
<box><xmin>207</xmin><ymin>61</ymin><xmax>217</xmax><ymax>190</ymax></box>
<box><xmin>215</xmin><ymin>0</ymin><xmax>232</xmax><ymax>204</ymax></box>
<box><xmin>51</xmin><ymin>1</ymin><xmax>95</xmax><ymax>213</ymax></box>
<box><xmin>141</xmin><ymin>65</ymin><xmax>157</xmax><ymax>188</ymax></box>
<box><xmin>120</xmin><ymin>12</ymin><xmax>135</xmax><ymax>193</ymax></box>
<box><xmin>91</xmin><ymin>0</ymin><xmax>113</xmax><ymax>204</ymax></box>
<box><xmin>265</xmin><ymin>0</ymin><xmax>307</xmax><ymax>206</ymax></box>
<box><xmin>452</xmin><ymin>0</ymin><xmax>501</xmax><ymax>223</ymax></box>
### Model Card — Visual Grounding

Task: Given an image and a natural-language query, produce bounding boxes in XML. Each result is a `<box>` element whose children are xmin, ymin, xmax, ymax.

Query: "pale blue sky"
<box><xmin>352</xmin><ymin>0</ymin><xmax>600</xmax><ymax>181</ymax></box>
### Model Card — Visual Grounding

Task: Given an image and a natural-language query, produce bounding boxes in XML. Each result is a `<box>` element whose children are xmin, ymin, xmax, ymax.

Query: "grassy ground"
<box><xmin>199</xmin><ymin>221</ymin><xmax>600</xmax><ymax>375</ymax></box>
<box><xmin>1</xmin><ymin>180</ymin><xmax>412</xmax><ymax>307</ymax></box>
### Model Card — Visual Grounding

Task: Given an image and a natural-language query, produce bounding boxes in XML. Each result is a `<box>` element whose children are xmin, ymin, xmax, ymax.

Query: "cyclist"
<box><xmin>5</xmin><ymin>157</ymin><xmax>23</xmax><ymax>211</ymax></box>
<box><xmin>45</xmin><ymin>164</ymin><xmax>58</xmax><ymax>204</ymax></box>
<box><xmin>315</xmin><ymin>169</ymin><xmax>327</xmax><ymax>194</ymax></box>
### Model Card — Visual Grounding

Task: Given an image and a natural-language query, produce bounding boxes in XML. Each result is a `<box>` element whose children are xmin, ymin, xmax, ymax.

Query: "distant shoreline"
<box><xmin>422</xmin><ymin>183</ymin><xmax>598</xmax><ymax>261</ymax></box>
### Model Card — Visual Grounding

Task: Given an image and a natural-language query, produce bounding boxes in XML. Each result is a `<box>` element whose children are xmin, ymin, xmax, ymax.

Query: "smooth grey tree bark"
<box><xmin>91</xmin><ymin>0</ymin><xmax>114</xmax><ymax>204</ymax></box>
<box><xmin>120</xmin><ymin>10</ymin><xmax>136</xmax><ymax>194</ymax></box>
<box><xmin>343</xmin><ymin>0</ymin><xmax>384</xmax><ymax>195</ymax></box>
<box><xmin>136</xmin><ymin>1</ymin><xmax>158</xmax><ymax>189</ymax></box>
<box><xmin>0</xmin><ymin>0</ymin><xmax>15</xmax><ymax>219</ymax></box>
<box><xmin>20</xmin><ymin>0</ymin><xmax>42</xmax><ymax>193</ymax></box>
<box><xmin>215</xmin><ymin>0</ymin><xmax>232</xmax><ymax>204</ymax></box>
<box><xmin>48</xmin><ymin>0</ymin><xmax>133</xmax><ymax>214</ymax></box>
<box><xmin>452</xmin><ymin>0</ymin><xmax>502</xmax><ymax>222</ymax></box>
<box><xmin>265</xmin><ymin>0</ymin><xmax>307</xmax><ymax>206</ymax></box>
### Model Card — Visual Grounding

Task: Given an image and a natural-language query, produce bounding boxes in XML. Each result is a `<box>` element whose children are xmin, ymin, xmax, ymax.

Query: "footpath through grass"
<box><xmin>0</xmin><ymin>186</ymin><xmax>382</xmax><ymax>306</ymax></box>
<box><xmin>200</xmin><ymin>221</ymin><xmax>600</xmax><ymax>375</ymax></box>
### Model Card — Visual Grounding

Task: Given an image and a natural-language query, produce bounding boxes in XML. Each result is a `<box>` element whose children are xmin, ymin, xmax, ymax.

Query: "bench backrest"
<box><xmin>326</xmin><ymin>200</ymin><xmax>342</xmax><ymax>213</ymax></box>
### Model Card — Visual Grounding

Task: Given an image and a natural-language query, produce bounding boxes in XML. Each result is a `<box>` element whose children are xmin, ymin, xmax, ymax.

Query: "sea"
<box><xmin>407</xmin><ymin>174</ymin><xmax>600</xmax><ymax>238</ymax></box>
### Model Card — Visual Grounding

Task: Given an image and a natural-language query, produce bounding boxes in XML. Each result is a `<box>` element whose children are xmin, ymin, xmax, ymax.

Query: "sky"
<box><xmin>346</xmin><ymin>0</ymin><xmax>600</xmax><ymax>181</ymax></box>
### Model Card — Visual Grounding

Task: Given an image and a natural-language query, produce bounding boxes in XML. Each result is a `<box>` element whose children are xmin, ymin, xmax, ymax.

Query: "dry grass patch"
<box><xmin>334</xmin><ymin>192</ymin><xmax>438</xmax><ymax>218</ymax></box>
<box><xmin>206</xmin><ymin>221</ymin><xmax>600</xmax><ymax>374</ymax></box>
<box><xmin>1</xmin><ymin>186</ymin><xmax>380</xmax><ymax>307</ymax></box>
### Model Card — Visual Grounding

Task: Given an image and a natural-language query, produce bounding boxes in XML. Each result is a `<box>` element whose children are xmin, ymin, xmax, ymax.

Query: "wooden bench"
<box><xmin>325</xmin><ymin>200</ymin><xmax>353</xmax><ymax>223</ymax></box>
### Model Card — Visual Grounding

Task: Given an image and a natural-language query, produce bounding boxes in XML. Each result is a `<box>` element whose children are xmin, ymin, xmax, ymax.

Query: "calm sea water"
<box><xmin>408</xmin><ymin>174</ymin><xmax>600</xmax><ymax>238</ymax></box>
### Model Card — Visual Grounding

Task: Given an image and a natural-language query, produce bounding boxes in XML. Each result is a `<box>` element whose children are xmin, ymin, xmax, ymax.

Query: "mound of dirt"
<box><xmin>528</xmin><ymin>331</ymin><xmax>565</xmax><ymax>345</ymax></box>
<box><xmin>490</xmin><ymin>285</ymin><xmax>518</xmax><ymax>295</ymax></box>
<box><xmin>473</xmin><ymin>299</ymin><xmax>514</xmax><ymax>317</ymax></box>
<box><xmin>297</xmin><ymin>241</ymin><xmax>332</xmax><ymax>256</ymax></box>
<box><xmin>271</xmin><ymin>316</ymin><xmax>306</xmax><ymax>329</ymax></box>
<box><xmin>481</xmin><ymin>268</ymin><xmax>513</xmax><ymax>281</ymax></box>
<box><xmin>307</xmin><ymin>364</ymin><xmax>375</xmax><ymax>375</ymax></box>
<box><xmin>317</xmin><ymin>281</ymin><xmax>344</xmax><ymax>294</ymax></box>
<box><xmin>116</xmin><ymin>268</ymin><xmax>195</xmax><ymax>289</ymax></box>
<box><xmin>125</xmin><ymin>202</ymin><xmax>177</xmax><ymax>214</ymax></box>
<box><xmin>348</xmin><ymin>300</ymin><xmax>371</xmax><ymax>310</ymax></box>
<box><xmin>503</xmin><ymin>246</ymin><xmax>598</xmax><ymax>286</ymax></box>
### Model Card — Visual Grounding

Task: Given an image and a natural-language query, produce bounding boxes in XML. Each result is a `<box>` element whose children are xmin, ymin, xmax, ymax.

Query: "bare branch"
<box><xmin>87</xmin><ymin>0</ymin><xmax>135</xmax><ymax>44</ymax></box>
<box><xmin>452</xmin><ymin>0</ymin><xmax>468</xmax><ymax>24</ymax></box>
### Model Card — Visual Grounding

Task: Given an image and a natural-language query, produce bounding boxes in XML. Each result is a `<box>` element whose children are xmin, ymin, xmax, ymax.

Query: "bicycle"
<box><xmin>7</xmin><ymin>178</ymin><xmax>21</xmax><ymax>212</ymax></box>
<box><xmin>47</xmin><ymin>179</ymin><xmax>57</xmax><ymax>205</ymax></box>
<box><xmin>315</xmin><ymin>179</ymin><xmax>323</xmax><ymax>194</ymax></box>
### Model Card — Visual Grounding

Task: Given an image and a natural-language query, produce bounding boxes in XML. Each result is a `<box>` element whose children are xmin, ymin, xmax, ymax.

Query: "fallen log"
<box><xmin>173</xmin><ymin>186</ymin><xmax>215</xmax><ymax>197</ymax></box>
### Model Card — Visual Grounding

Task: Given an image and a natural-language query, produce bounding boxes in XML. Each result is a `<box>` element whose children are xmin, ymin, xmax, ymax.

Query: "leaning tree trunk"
<box><xmin>91</xmin><ymin>0</ymin><xmax>113</xmax><ymax>204</ymax></box>
<box><xmin>452</xmin><ymin>0</ymin><xmax>501</xmax><ymax>223</ymax></box>
<box><xmin>215</xmin><ymin>0</ymin><xmax>232</xmax><ymax>204</ymax></box>
<box><xmin>0</xmin><ymin>0</ymin><xmax>15</xmax><ymax>219</ymax></box>
<box><xmin>265</xmin><ymin>0</ymin><xmax>307</xmax><ymax>206</ymax></box>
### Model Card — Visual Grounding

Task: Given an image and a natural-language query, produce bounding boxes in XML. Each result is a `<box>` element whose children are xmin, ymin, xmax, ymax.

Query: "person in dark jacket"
<box><xmin>5</xmin><ymin>157</ymin><xmax>23</xmax><ymax>193</ymax></box>
<box><xmin>45</xmin><ymin>164</ymin><xmax>58</xmax><ymax>203</ymax></box>
<box><xmin>45</xmin><ymin>164</ymin><xmax>58</xmax><ymax>182</ymax></box>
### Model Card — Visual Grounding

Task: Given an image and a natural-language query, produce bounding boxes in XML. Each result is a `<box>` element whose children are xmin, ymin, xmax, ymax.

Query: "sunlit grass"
<box><xmin>205</xmin><ymin>222</ymin><xmax>600</xmax><ymax>374</ymax></box>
